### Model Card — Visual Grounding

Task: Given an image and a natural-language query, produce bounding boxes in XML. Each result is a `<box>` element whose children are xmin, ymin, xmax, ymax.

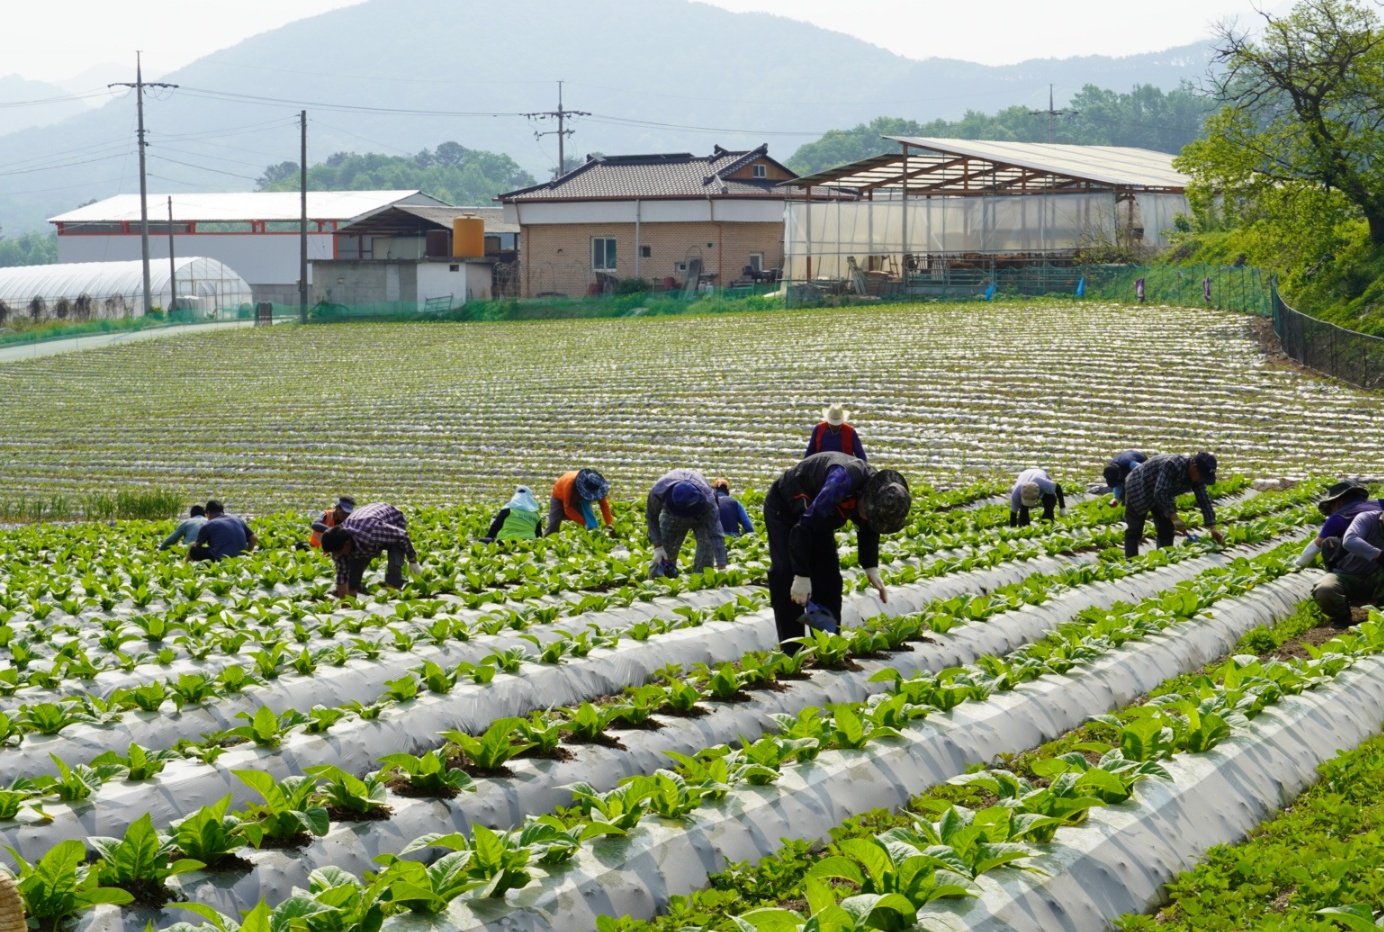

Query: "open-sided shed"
<box><xmin>784</xmin><ymin>137</ymin><xmax>1190</xmax><ymax>289</ymax></box>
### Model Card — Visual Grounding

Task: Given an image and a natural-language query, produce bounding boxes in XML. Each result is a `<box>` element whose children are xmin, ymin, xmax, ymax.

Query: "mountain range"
<box><xmin>0</xmin><ymin>0</ymin><xmax>1215</xmax><ymax>235</ymax></box>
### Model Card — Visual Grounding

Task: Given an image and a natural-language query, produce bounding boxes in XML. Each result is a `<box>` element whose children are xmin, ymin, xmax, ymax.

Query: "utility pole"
<box><xmin>300</xmin><ymin>110</ymin><xmax>308</xmax><ymax>324</ymax></box>
<box><xmin>1028</xmin><ymin>84</ymin><xmax>1074</xmax><ymax>144</ymax></box>
<box><xmin>525</xmin><ymin>81</ymin><xmax>589</xmax><ymax>179</ymax></box>
<box><xmin>109</xmin><ymin>53</ymin><xmax>177</xmax><ymax>316</ymax></box>
<box><xmin>167</xmin><ymin>197</ymin><xmax>177</xmax><ymax>317</ymax></box>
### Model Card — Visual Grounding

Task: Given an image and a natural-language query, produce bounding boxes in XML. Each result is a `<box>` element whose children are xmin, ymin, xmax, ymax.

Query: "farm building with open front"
<box><xmin>786</xmin><ymin>137</ymin><xmax>1190</xmax><ymax>297</ymax></box>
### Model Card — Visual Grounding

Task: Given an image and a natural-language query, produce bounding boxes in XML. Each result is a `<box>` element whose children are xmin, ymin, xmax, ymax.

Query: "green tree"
<box><xmin>0</xmin><ymin>229</ymin><xmax>58</xmax><ymax>268</ymax></box>
<box><xmin>1180</xmin><ymin>0</ymin><xmax>1384</xmax><ymax>245</ymax></box>
<box><xmin>257</xmin><ymin>143</ymin><xmax>536</xmax><ymax>206</ymax></box>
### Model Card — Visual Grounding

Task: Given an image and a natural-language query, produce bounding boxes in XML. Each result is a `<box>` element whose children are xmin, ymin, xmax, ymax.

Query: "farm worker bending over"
<box><xmin>805</xmin><ymin>403</ymin><xmax>867</xmax><ymax>462</ymax></box>
<box><xmin>713</xmin><ymin>478</ymin><xmax>755</xmax><ymax>537</ymax></box>
<box><xmin>483</xmin><ymin>486</ymin><xmax>544</xmax><ymax>542</ymax></box>
<box><xmin>1328</xmin><ymin>510</ymin><xmax>1384</xmax><ymax>628</ymax></box>
<box><xmin>309</xmin><ymin>496</ymin><xmax>355</xmax><ymax>549</ymax></box>
<box><xmin>764</xmin><ymin>452</ymin><xmax>911</xmax><ymax>650</ymax></box>
<box><xmin>645</xmin><ymin>469</ymin><xmax>728</xmax><ymax>577</ymax></box>
<box><xmin>547</xmin><ymin>469</ymin><xmax>616</xmax><ymax>537</ymax></box>
<box><xmin>1102</xmin><ymin>450</ymin><xmax>1148</xmax><ymax>505</ymax></box>
<box><xmin>188</xmin><ymin>501</ymin><xmax>256</xmax><ymax>562</ymax></box>
<box><xmin>319</xmin><ymin>502</ymin><xmax>421</xmax><ymax>599</ymax></box>
<box><xmin>1121</xmin><ymin>452</ymin><xmax>1225</xmax><ymax>557</ymax></box>
<box><xmin>159</xmin><ymin>504</ymin><xmax>207</xmax><ymax>551</ymax></box>
<box><xmin>1009</xmin><ymin>468</ymin><xmax>1067</xmax><ymax>527</ymax></box>
<box><xmin>1299</xmin><ymin>481</ymin><xmax>1384</xmax><ymax>626</ymax></box>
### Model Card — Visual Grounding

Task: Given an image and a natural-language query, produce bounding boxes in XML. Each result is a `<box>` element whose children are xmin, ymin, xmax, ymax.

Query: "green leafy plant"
<box><xmin>442</xmin><ymin>718</ymin><xmax>533</xmax><ymax>772</ymax></box>
<box><xmin>90</xmin><ymin>813</ymin><xmax>204</xmax><ymax>906</ymax></box>
<box><xmin>305</xmin><ymin>764</ymin><xmax>391</xmax><ymax>819</ymax></box>
<box><xmin>6</xmin><ymin>838</ymin><xmax>133</xmax><ymax>925</ymax></box>
<box><xmin>232</xmin><ymin>770</ymin><xmax>329</xmax><ymax>848</ymax></box>
<box><xmin>164</xmin><ymin>795</ymin><xmax>249</xmax><ymax>870</ymax></box>
<box><xmin>378</xmin><ymin>750</ymin><xmax>475</xmax><ymax>798</ymax></box>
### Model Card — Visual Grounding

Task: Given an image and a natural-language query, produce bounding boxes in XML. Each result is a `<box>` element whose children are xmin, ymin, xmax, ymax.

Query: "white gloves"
<box><xmin>1296</xmin><ymin>540</ymin><xmax>1321</xmax><ymax>568</ymax></box>
<box><xmin>652</xmin><ymin>546</ymin><xmax>668</xmax><ymax>562</ymax></box>
<box><xmin>408</xmin><ymin>561</ymin><xmax>423</xmax><ymax>575</ymax></box>
<box><xmin>1058</xmin><ymin>507</ymin><xmax>1068</xmax><ymax>518</ymax></box>
<box><xmin>790</xmin><ymin>575</ymin><xmax>812</xmax><ymax>605</ymax></box>
<box><xmin>864</xmin><ymin>567</ymin><xmax>887</xmax><ymax>604</ymax></box>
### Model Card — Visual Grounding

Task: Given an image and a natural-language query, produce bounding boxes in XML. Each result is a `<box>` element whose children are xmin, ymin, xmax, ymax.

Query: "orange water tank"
<box><xmin>452</xmin><ymin>216</ymin><xmax>485</xmax><ymax>258</ymax></box>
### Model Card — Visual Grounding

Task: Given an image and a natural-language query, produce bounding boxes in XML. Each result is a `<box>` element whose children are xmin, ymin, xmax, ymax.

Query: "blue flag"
<box><xmin>984</xmin><ymin>282</ymin><xmax>996</xmax><ymax>301</ymax></box>
<box><xmin>1076</xmin><ymin>275</ymin><xmax>1086</xmax><ymax>297</ymax></box>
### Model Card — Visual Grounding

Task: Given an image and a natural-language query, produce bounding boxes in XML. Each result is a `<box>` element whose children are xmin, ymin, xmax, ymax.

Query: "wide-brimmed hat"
<box><xmin>575</xmin><ymin>468</ymin><xmax>609</xmax><ymax>501</ymax></box>
<box><xmin>1318</xmin><ymin>480</ymin><xmax>1368</xmax><ymax>515</ymax></box>
<box><xmin>1019</xmin><ymin>482</ymin><xmax>1042</xmax><ymax>508</ymax></box>
<box><xmin>862</xmin><ymin>469</ymin><xmax>911</xmax><ymax>533</ymax></box>
<box><xmin>822</xmin><ymin>403</ymin><xmax>849</xmax><ymax>426</ymax></box>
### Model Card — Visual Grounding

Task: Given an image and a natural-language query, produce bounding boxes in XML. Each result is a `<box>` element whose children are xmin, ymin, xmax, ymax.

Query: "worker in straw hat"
<box><xmin>805</xmin><ymin>403</ymin><xmax>866</xmax><ymax>462</ymax></box>
<box><xmin>644</xmin><ymin>469</ymin><xmax>727</xmax><ymax>578</ymax></box>
<box><xmin>764</xmin><ymin>452</ymin><xmax>911</xmax><ymax>650</ymax></box>
<box><xmin>1298</xmin><ymin>479</ymin><xmax>1384</xmax><ymax>626</ymax></box>
<box><xmin>1009</xmin><ymin>467</ymin><xmax>1067</xmax><ymax>527</ymax></box>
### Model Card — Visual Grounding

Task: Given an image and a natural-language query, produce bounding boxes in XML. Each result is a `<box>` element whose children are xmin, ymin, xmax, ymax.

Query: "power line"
<box><xmin>176</xmin><ymin>86</ymin><xmax>527</xmax><ymax>118</ymax></box>
<box><xmin>524</xmin><ymin>81</ymin><xmax>589</xmax><ymax>177</ymax></box>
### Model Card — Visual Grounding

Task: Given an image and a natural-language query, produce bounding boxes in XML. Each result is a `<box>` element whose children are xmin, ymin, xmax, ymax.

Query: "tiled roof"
<box><xmin>499</xmin><ymin>145</ymin><xmax>799</xmax><ymax>201</ymax></box>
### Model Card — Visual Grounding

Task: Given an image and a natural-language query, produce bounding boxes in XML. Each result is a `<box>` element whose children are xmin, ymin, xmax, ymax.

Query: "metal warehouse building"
<box><xmin>49</xmin><ymin>190</ymin><xmax>445</xmax><ymax>305</ymax></box>
<box><xmin>785</xmin><ymin>137</ymin><xmax>1190</xmax><ymax>295</ymax></box>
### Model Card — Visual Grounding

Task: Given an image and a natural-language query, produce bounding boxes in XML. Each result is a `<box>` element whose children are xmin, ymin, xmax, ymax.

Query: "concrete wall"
<box><xmin>520</xmin><ymin>220</ymin><xmax>785</xmax><ymax>298</ymax></box>
<box><xmin>311</xmin><ymin>260</ymin><xmax>490</xmax><ymax>310</ymax></box>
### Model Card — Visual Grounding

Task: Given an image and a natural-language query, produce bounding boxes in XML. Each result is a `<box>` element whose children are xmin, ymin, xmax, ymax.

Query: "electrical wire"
<box><xmin>176</xmin><ymin>86</ymin><xmax>527</xmax><ymax>118</ymax></box>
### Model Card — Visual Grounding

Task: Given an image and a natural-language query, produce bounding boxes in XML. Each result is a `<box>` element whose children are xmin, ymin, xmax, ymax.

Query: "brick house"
<box><xmin>498</xmin><ymin>145</ymin><xmax>831</xmax><ymax>298</ymax></box>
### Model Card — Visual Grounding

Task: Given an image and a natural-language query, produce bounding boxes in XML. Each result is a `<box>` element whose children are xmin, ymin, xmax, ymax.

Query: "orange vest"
<box><xmin>309</xmin><ymin>509</ymin><xmax>338</xmax><ymax>548</ymax></box>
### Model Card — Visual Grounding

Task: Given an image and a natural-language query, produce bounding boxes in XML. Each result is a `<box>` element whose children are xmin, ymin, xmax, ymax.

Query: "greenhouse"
<box><xmin>0</xmin><ymin>256</ymin><xmax>252</xmax><ymax>324</ymax></box>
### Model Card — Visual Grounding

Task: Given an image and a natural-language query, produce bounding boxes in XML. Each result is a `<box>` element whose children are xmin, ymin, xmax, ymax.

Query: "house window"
<box><xmin>592</xmin><ymin>237</ymin><xmax>617</xmax><ymax>271</ymax></box>
<box><xmin>752</xmin><ymin>164</ymin><xmax>767</xmax><ymax>179</ymax></box>
<box><xmin>749</xmin><ymin>253</ymin><xmax>764</xmax><ymax>272</ymax></box>
<box><xmin>640</xmin><ymin>245</ymin><xmax>651</xmax><ymax>258</ymax></box>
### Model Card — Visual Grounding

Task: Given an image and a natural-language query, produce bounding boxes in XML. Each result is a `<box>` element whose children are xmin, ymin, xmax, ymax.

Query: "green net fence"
<box><xmin>1272</xmin><ymin>282</ymin><xmax>1384</xmax><ymax>390</ymax></box>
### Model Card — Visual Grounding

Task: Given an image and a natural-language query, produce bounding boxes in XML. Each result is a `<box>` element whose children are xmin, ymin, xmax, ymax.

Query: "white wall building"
<box><xmin>50</xmin><ymin>191</ymin><xmax>445</xmax><ymax>305</ymax></box>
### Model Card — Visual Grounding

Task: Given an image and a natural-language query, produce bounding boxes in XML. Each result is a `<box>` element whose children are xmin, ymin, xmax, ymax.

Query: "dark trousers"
<box><xmin>1012</xmin><ymin>493</ymin><xmax>1058</xmax><ymax>527</ymax></box>
<box><xmin>188</xmin><ymin>544</ymin><xmax>216</xmax><ymax>562</ymax></box>
<box><xmin>764</xmin><ymin>483</ymin><xmax>842</xmax><ymax>652</ymax></box>
<box><xmin>1124</xmin><ymin>509</ymin><xmax>1175</xmax><ymax>557</ymax></box>
<box><xmin>345</xmin><ymin>545</ymin><xmax>407</xmax><ymax>591</ymax></box>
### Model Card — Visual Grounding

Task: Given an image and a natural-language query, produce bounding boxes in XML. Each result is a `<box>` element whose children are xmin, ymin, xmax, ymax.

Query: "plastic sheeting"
<box><xmin>0</xmin><ymin>256</ymin><xmax>252</xmax><ymax>318</ymax></box>
<box><xmin>784</xmin><ymin>192</ymin><xmax>1189</xmax><ymax>280</ymax></box>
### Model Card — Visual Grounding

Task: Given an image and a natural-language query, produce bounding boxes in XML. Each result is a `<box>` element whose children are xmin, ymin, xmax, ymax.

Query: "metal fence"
<box><xmin>1272</xmin><ymin>282</ymin><xmax>1384</xmax><ymax>390</ymax></box>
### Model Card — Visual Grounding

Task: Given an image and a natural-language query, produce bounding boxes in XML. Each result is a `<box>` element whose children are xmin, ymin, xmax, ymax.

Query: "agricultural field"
<box><xmin>0</xmin><ymin>476</ymin><xmax>1381</xmax><ymax>931</ymax></box>
<box><xmin>0</xmin><ymin>301</ymin><xmax>1380</xmax><ymax>513</ymax></box>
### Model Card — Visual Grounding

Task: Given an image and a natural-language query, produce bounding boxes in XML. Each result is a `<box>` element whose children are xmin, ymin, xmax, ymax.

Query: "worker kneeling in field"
<box><xmin>1121</xmin><ymin>452</ymin><xmax>1225</xmax><ymax>557</ymax></box>
<box><xmin>308</xmin><ymin>495</ymin><xmax>355</xmax><ymax>549</ymax></box>
<box><xmin>1102</xmin><ymin>450</ymin><xmax>1148</xmax><ymax>505</ymax></box>
<box><xmin>188</xmin><ymin>500</ymin><xmax>256</xmax><ymax>562</ymax></box>
<box><xmin>547</xmin><ymin>468</ymin><xmax>617</xmax><ymax>538</ymax></box>
<box><xmin>764</xmin><ymin>452</ymin><xmax>911</xmax><ymax>650</ymax></box>
<box><xmin>319</xmin><ymin>502</ymin><xmax>422</xmax><ymax>599</ymax></box>
<box><xmin>645</xmin><ymin>469</ymin><xmax>727</xmax><ymax>578</ymax></box>
<box><xmin>1329</xmin><ymin>509</ymin><xmax>1384</xmax><ymax>627</ymax></box>
<box><xmin>1009</xmin><ymin>467</ymin><xmax>1067</xmax><ymax>527</ymax></box>
<box><xmin>482</xmin><ymin>486</ymin><xmax>544</xmax><ymax>542</ymax></box>
<box><xmin>1300</xmin><ymin>481</ymin><xmax>1384</xmax><ymax>626</ymax></box>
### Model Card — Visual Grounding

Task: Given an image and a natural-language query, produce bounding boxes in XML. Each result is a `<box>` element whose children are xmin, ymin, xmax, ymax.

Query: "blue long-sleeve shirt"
<box><xmin>716</xmin><ymin>492</ymin><xmax>754</xmax><ymax>536</ymax></box>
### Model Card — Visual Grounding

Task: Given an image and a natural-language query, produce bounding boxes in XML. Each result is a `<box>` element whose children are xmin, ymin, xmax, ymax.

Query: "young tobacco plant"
<box><xmin>91</xmin><ymin>813</ymin><xmax>204</xmax><ymax>906</ymax></box>
<box><xmin>163</xmin><ymin>795</ymin><xmax>249</xmax><ymax>870</ymax></box>
<box><xmin>6</xmin><ymin>838</ymin><xmax>133</xmax><ymax>925</ymax></box>
<box><xmin>378</xmin><ymin>750</ymin><xmax>475</xmax><ymax>798</ymax></box>
<box><xmin>232</xmin><ymin>770</ymin><xmax>329</xmax><ymax>847</ymax></box>
<box><xmin>304</xmin><ymin>765</ymin><xmax>391</xmax><ymax>819</ymax></box>
<box><xmin>442</xmin><ymin>717</ymin><xmax>534</xmax><ymax>772</ymax></box>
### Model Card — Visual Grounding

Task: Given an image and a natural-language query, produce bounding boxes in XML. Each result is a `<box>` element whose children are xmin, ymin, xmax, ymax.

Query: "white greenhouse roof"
<box><xmin>49</xmin><ymin>191</ymin><xmax>445</xmax><ymax>225</ymax></box>
<box><xmin>0</xmin><ymin>257</ymin><xmax>247</xmax><ymax>304</ymax></box>
<box><xmin>791</xmin><ymin>137</ymin><xmax>1188</xmax><ymax>195</ymax></box>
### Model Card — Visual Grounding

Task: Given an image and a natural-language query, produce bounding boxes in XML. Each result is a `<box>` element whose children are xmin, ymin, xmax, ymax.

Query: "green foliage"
<box><xmin>232</xmin><ymin>770</ymin><xmax>330</xmax><ymax>847</ymax></box>
<box><xmin>0</xmin><ymin>230</ymin><xmax>57</xmax><ymax>269</ymax></box>
<box><xmin>91</xmin><ymin>813</ymin><xmax>203</xmax><ymax>903</ymax></box>
<box><xmin>164</xmin><ymin>795</ymin><xmax>248</xmax><ymax>869</ymax></box>
<box><xmin>257</xmin><ymin>141</ymin><xmax>536</xmax><ymax>208</ymax></box>
<box><xmin>7</xmin><ymin>838</ymin><xmax>134</xmax><ymax>924</ymax></box>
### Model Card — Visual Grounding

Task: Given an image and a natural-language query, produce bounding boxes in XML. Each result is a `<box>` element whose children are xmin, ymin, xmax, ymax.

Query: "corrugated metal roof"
<box><xmin>500</xmin><ymin>145</ymin><xmax>801</xmax><ymax>201</ymax></box>
<box><xmin>49</xmin><ymin>191</ymin><xmax>445</xmax><ymax>224</ymax></box>
<box><xmin>791</xmin><ymin>138</ymin><xmax>1188</xmax><ymax>193</ymax></box>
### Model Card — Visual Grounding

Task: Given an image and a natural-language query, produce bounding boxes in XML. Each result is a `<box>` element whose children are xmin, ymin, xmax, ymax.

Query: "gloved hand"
<box><xmin>864</xmin><ymin>567</ymin><xmax>887</xmax><ymax>603</ymax></box>
<box><xmin>408</xmin><ymin>561</ymin><xmax>423</xmax><ymax>575</ymax></box>
<box><xmin>1209</xmin><ymin>527</ymin><xmax>1225</xmax><ymax>546</ymax></box>
<box><xmin>652</xmin><ymin>546</ymin><xmax>668</xmax><ymax>562</ymax></box>
<box><xmin>1058</xmin><ymin>507</ymin><xmax>1067</xmax><ymax>518</ymax></box>
<box><xmin>790</xmin><ymin>575</ymin><xmax>812</xmax><ymax>605</ymax></box>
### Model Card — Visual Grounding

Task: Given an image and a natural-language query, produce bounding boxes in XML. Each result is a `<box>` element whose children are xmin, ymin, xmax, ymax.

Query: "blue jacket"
<box><xmin>716</xmin><ymin>492</ymin><xmax>754</xmax><ymax>536</ymax></box>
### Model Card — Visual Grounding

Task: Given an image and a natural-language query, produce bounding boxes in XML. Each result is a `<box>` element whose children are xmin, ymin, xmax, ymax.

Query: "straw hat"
<box><xmin>0</xmin><ymin>870</ymin><xmax>23</xmax><ymax>932</ymax></box>
<box><xmin>822</xmin><ymin>404</ymin><xmax>849</xmax><ymax>426</ymax></box>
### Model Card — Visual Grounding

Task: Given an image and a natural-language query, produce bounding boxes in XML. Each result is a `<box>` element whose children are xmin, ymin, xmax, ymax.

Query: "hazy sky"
<box><xmin>7</xmin><ymin>0</ymin><xmax>1270</xmax><ymax>85</ymax></box>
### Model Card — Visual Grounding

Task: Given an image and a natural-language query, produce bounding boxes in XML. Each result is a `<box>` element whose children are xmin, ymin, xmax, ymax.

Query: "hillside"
<box><xmin>0</xmin><ymin>0</ymin><xmax>1213</xmax><ymax>235</ymax></box>
<box><xmin>0</xmin><ymin>75</ymin><xmax>93</xmax><ymax>136</ymax></box>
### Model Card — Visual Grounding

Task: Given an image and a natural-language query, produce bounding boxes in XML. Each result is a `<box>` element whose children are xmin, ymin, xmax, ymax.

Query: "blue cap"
<box><xmin>666</xmin><ymin>480</ymin><xmax>706</xmax><ymax>518</ymax></box>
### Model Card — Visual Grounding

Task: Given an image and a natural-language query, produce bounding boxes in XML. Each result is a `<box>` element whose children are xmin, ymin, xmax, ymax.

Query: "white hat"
<box><xmin>822</xmin><ymin>403</ymin><xmax>849</xmax><ymax>426</ymax></box>
<box><xmin>1019</xmin><ymin>482</ymin><xmax>1042</xmax><ymax>508</ymax></box>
